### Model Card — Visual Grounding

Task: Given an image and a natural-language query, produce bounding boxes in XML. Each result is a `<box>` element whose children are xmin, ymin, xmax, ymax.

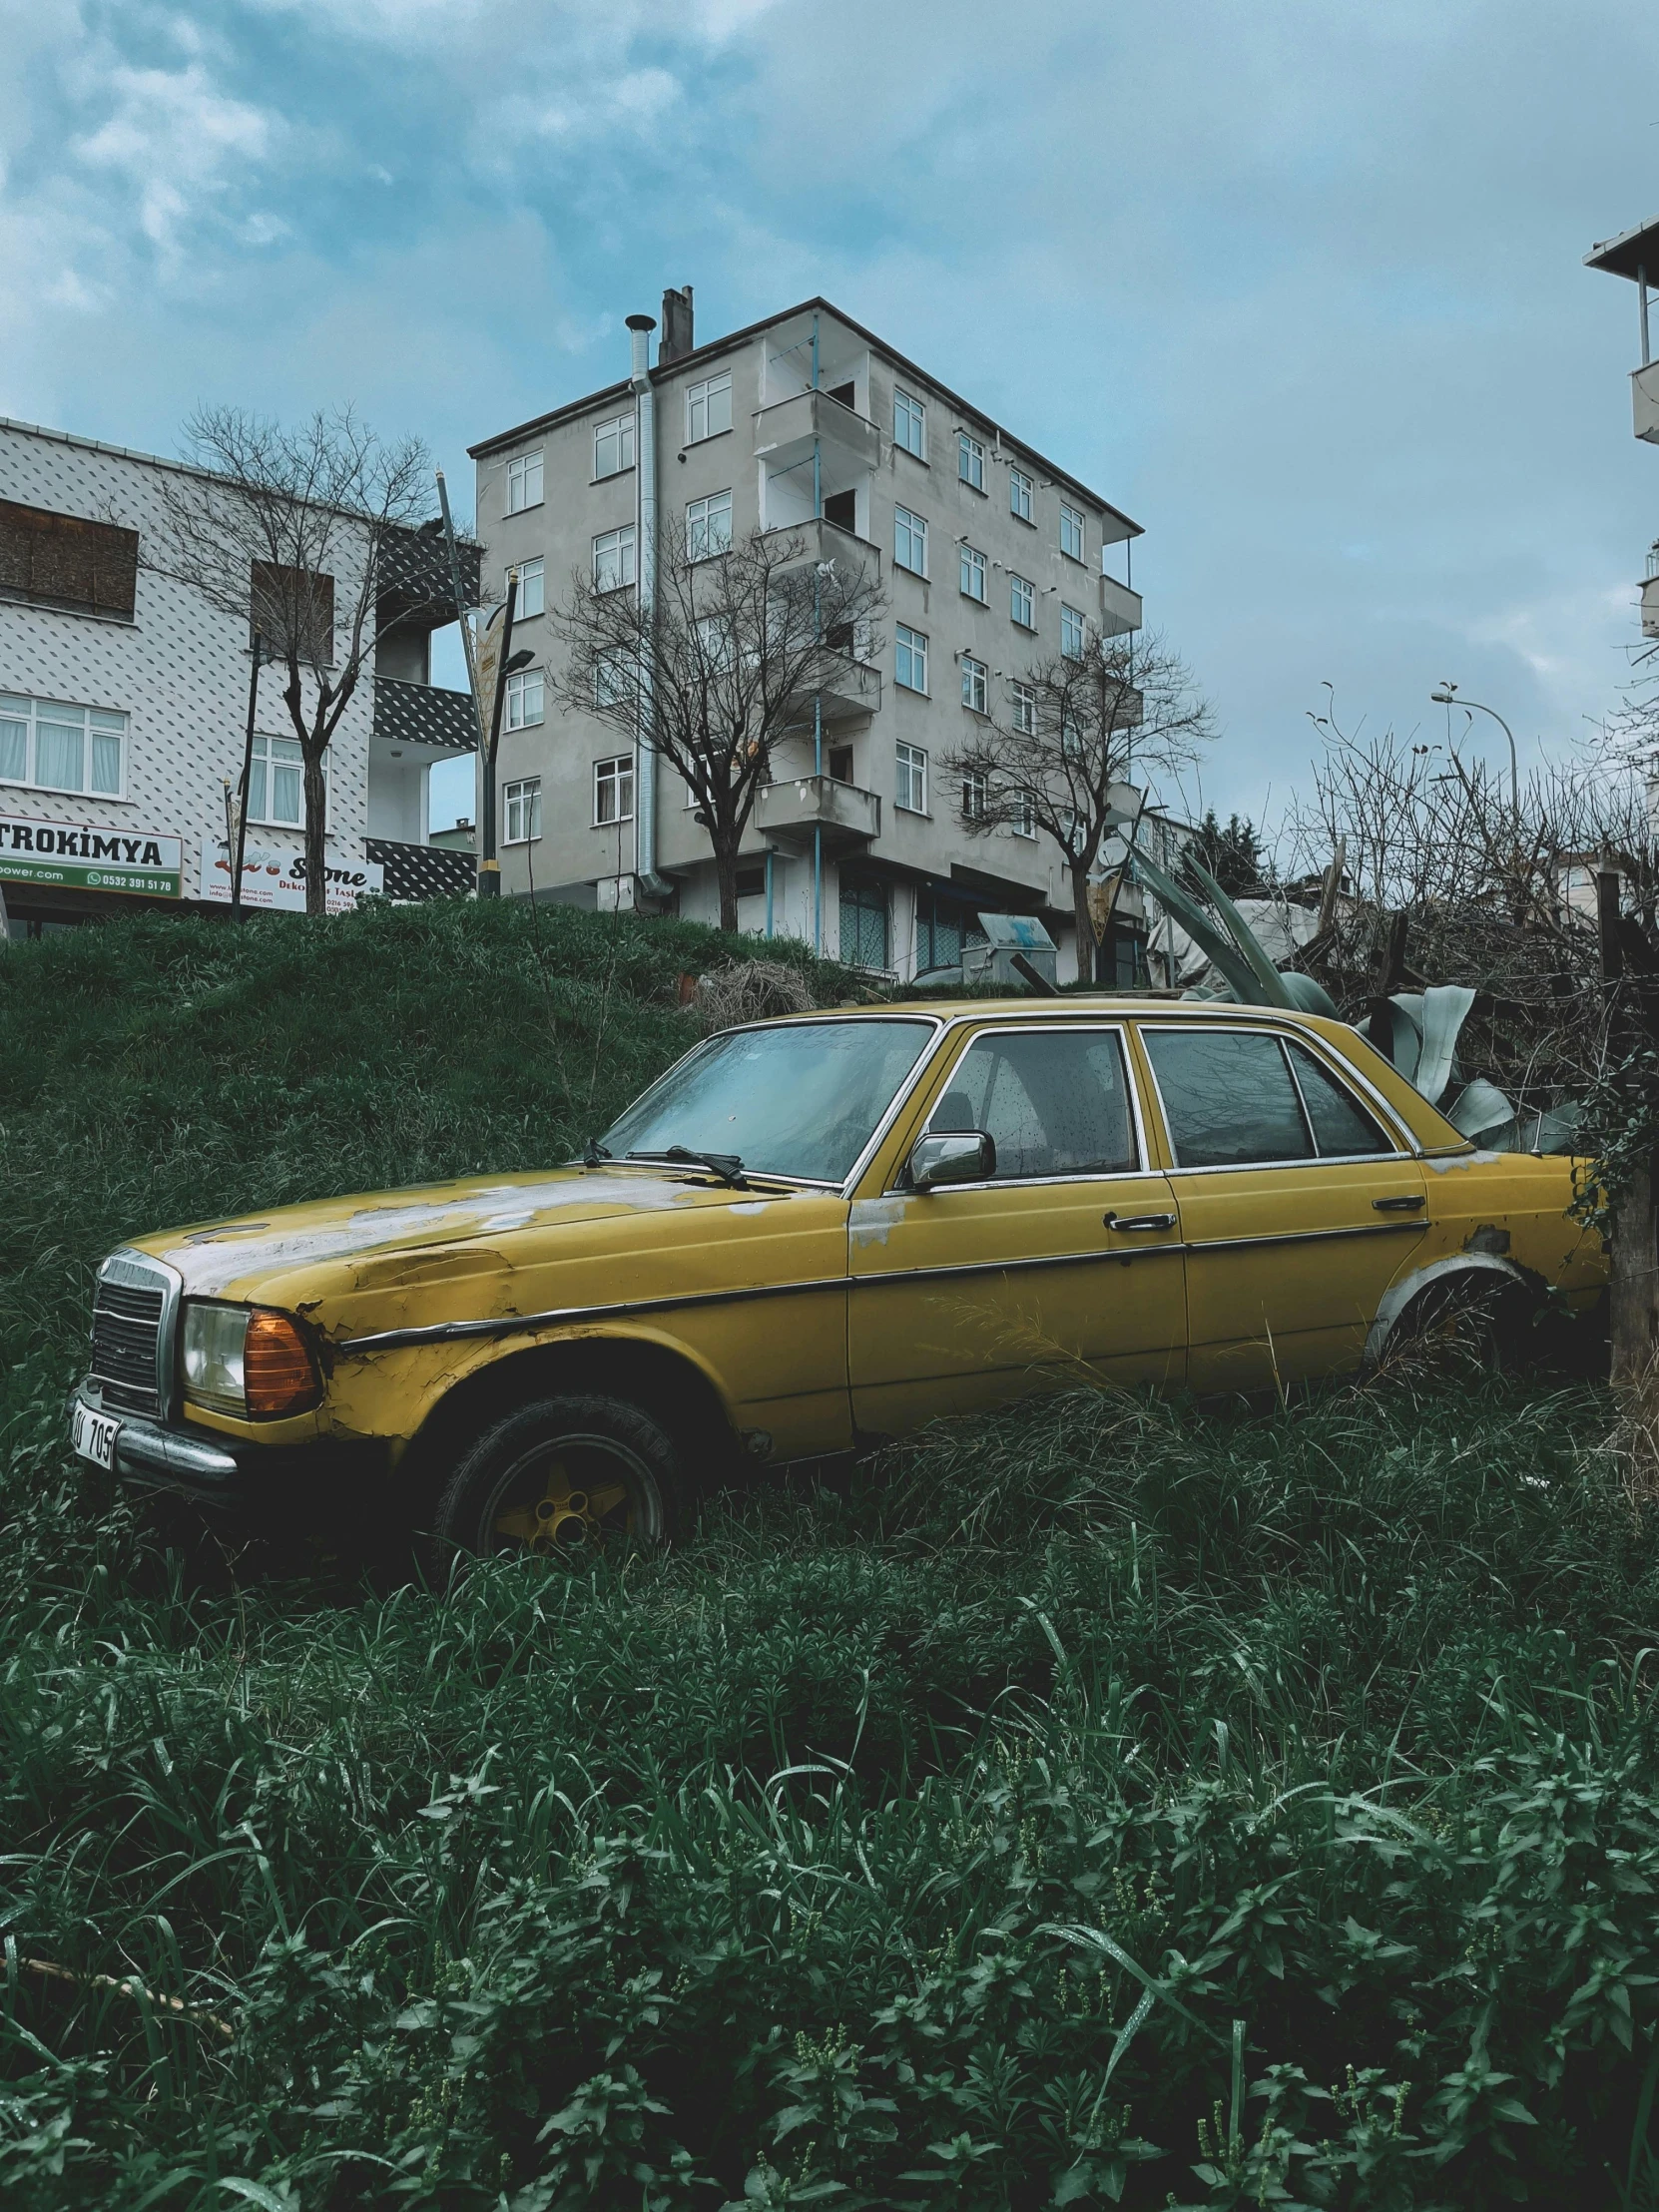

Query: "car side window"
<box><xmin>1142</xmin><ymin>1029</ymin><xmax>1315</xmax><ymax>1169</ymax></box>
<box><xmin>926</xmin><ymin>1029</ymin><xmax>1137</xmax><ymax>1179</ymax></box>
<box><xmin>1285</xmin><ymin>1041</ymin><xmax>1393</xmax><ymax>1157</ymax></box>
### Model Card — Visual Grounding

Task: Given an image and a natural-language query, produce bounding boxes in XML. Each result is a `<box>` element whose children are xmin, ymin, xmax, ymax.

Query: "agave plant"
<box><xmin>1130</xmin><ymin>850</ymin><xmax>1581</xmax><ymax>1155</ymax></box>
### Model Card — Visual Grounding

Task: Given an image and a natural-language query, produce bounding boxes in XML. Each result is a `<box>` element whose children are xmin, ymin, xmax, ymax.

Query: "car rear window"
<box><xmin>1142</xmin><ymin>1027</ymin><xmax>1394</xmax><ymax>1169</ymax></box>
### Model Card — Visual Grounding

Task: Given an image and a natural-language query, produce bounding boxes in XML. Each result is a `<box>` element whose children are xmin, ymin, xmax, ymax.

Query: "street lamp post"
<box><xmin>1429</xmin><ymin>682</ymin><xmax>1519</xmax><ymax>814</ymax></box>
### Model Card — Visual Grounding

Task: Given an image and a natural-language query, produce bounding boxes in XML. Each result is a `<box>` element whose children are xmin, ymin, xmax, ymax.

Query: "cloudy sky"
<box><xmin>4</xmin><ymin>0</ymin><xmax>1657</xmax><ymax>833</ymax></box>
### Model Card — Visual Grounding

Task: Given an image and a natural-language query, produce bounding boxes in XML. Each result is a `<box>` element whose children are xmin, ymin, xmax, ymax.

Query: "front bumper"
<box><xmin>70</xmin><ymin>1389</ymin><xmax>385</xmax><ymax>1511</ymax></box>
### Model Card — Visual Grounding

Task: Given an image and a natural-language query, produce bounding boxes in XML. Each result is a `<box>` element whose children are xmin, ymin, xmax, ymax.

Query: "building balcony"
<box><xmin>372</xmin><ymin>676</ymin><xmax>477</xmax><ymax>754</ymax></box>
<box><xmin>762</xmin><ymin>515</ymin><xmax>882</xmax><ymax>589</ymax></box>
<box><xmin>756</xmin><ymin>774</ymin><xmax>881</xmax><ymax>850</ymax></box>
<box><xmin>1635</xmin><ymin>361</ymin><xmax>1659</xmax><ymax>443</ymax></box>
<box><xmin>1643</xmin><ymin>571</ymin><xmax>1659</xmax><ymax>640</ymax></box>
<box><xmin>365</xmin><ymin>837</ymin><xmax>476</xmax><ymax>901</ymax></box>
<box><xmin>753</xmin><ymin>389</ymin><xmax>883</xmax><ymax>474</ymax></box>
<box><xmin>789</xmin><ymin>653</ymin><xmax>882</xmax><ymax>724</ymax></box>
<box><xmin>1099</xmin><ymin>573</ymin><xmax>1144</xmax><ymax>637</ymax></box>
<box><xmin>377</xmin><ymin>524</ymin><xmax>482</xmax><ymax>631</ymax></box>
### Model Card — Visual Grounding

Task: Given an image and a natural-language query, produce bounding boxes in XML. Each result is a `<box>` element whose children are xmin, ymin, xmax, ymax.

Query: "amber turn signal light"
<box><xmin>244</xmin><ymin>1309</ymin><xmax>321</xmax><ymax>1417</ymax></box>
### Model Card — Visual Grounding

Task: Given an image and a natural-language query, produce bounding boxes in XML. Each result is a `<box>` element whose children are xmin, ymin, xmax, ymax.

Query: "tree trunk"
<box><xmin>1611</xmin><ymin>1160</ymin><xmax>1659</xmax><ymax>1389</ymax></box>
<box><xmin>302</xmin><ymin>747</ymin><xmax>328</xmax><ymax>917</ymax></box>
<box><xmin>1071</xmin><ymin>865</ymin><xmax>1095</xmax><ymax>986</ymax></box>
<box><xmin>714</xmin><ymin>834</ymin><xmax>740</xmax><ymax>935</ymax></box>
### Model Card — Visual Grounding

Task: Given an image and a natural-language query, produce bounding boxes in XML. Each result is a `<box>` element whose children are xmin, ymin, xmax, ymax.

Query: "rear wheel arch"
<box><xmin>1365</xmin><ymin>1253</ymin><xmax>1540</xmax><ymax>1367</ymax></box>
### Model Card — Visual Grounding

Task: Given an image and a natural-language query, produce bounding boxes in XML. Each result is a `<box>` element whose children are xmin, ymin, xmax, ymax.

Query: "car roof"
<box><xmin>773</xmin><ymin>996</ymin><xmax>1338</xmax><ymax>1025</ymax></box>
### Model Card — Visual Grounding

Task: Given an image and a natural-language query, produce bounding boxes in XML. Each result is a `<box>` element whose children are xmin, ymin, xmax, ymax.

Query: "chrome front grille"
<box><xmin>88</xmin><ymin>1254</ymin><xmax>177</xmax><ymax>1416</ymax></box>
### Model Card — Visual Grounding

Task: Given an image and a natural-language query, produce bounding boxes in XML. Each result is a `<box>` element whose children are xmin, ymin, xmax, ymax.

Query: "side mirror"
<box><xmin>909</xmin><ymin>1130</ymin><xmax>996</xmax><ymax>1190</ymax></box>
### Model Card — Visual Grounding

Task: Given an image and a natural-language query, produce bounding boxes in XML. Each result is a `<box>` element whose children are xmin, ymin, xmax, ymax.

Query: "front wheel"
<box><xmin>430</xmin><ymin>1392</ymin><xmax>685</xmax><ymax>1566</ymax></box>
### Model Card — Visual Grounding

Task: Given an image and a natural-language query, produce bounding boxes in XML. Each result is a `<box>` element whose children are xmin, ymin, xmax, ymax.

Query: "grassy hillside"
<box><xmin>2</xmin><ymin>904</ymin><xmax>1658</xmax><ymax>2209</ymax></box>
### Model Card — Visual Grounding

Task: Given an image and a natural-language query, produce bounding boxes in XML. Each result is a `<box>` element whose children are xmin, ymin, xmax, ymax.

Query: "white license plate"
<box><xmin>73</xmin><ymin>1401</ymin><xmax>121</xmax><ymax>1472</ymax></box>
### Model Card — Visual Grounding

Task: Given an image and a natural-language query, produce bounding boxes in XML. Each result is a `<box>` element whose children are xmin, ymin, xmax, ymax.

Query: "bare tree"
<box><xmin>154</xmin><ymin>407</ymin><xmax>436</xmax><ymax>915</ymax></box>
<box><xmin>551</xmin><ymin>524</ymin><xmax>885</xmax><ymax>932</ymax></box>
<box><xmin>941</xmin><ymin>631</ymin><xmax>1214</xmax><ymax>983</ymax></box>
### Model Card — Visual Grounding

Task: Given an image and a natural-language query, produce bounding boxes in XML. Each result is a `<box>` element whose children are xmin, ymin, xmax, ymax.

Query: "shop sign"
<box><xmin>199</xmin><ymin>842</ymin><xmax>384</xmax><ymax>915</ymax></box>
<box><xmin>0</xmin><ymin>813</ymin><xmax>183</xmax><ymax>898</ymax></box>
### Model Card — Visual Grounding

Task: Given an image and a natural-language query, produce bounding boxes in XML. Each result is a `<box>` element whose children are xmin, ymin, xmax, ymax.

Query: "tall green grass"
<box><xmin>2</xmin><ymin>904</ymin><xmax>1657</xmax><ymax>2208</ymax></box>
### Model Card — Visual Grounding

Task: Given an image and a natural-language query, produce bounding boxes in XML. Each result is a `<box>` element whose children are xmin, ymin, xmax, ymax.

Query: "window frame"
<box><xmin>961</xmin><ymin>767</ymin><xmax>989</xmax><ymax>821</ymax></box>
<box><xmin>914</xmin><ymin>1021</ymin><xmax>1149</xmax><ymax>1189</ymax></box>
<box><xmin>502</xmin><ymin>776</ymin><xmax>542</xmax><ymax>845</ymax></box>
<box><xmin>1010</xmin><ymin>680</ymin><xmax>1038</xmax><ymax>740</ymax></box>
<box><xmin>960</xmin><ymin>654</ymin><xmax>988</xmax><ymax>715</ymax></box>
<box><xmin>894</xmin><ymin>623</ymin><xmax>929</xmax><ymax>696</ymax></box>
<box><xmin>893</xmin><ymin>387</ymin><xmax>927</xmax><ymax>460</ymax></box>
<box><xmin>893</xmin><ymin>504</ymin><xmax>928</xmax><ymax>578</ymax></box>
<box><xmin>957</xmin><ymin>431</ymin><xmax>986</xmax><ymax>493</ymax></box>
<box><xmin>505</xmin><ymin>450</ymin><xmax>544</xmax><ymax>514</ymax></box>
<box><xmin>1059</xmin><ymin>501</ymin><xmax>1085</xmax><ymax>563</ymax></box>
<box><xmin>1009</xmin><ymin>573</ymin><xmax>1035</xmax><ymax>628</ymax></box>
<box><xmin>0</xmin><ymin>693</ymin><xmax>130</xmax><ymax>803</ymax></box>
<box><xmin>1008</xmin><ymin>467</ymin><xmax>1034</xmax><ymax>525</ymax></box>
<box><xmin>592</xmin><ymin>523</ymin><xmax>638</xmax><ymax>593</ymax></box>
<box><xmin>895</xmin><ymin>740</ymin><xmax>928</xmax><ymax>816</ymax></box>
<box><xmin>686</xmin><ymin>488</ymin><xmax>734</xmax><ymax>563</ymax></box>
<box><xmin>592</xmin><ymin>412</ymin><xmax>635</xmax><ymax>481</ymax></box>
<box><xmin>959</xmin><ymin>543</ymin><xmax>987</xmax><ymax>603</ymax></box>
<box><xmin>515</xmin><ymin>556</ymin><xmax>545</xmax><ymax>620</ymax></box>
<box><xmin>504</xmin><ymin>666</ymin><xmax>545</xmax><ymax>730</ymax></box>
<box><xmin>245</xmin><ymin>728</ymin><xmax>317</xmax><ymax>828</ymax></box>
<box><xmin>686</xmin><ymin>371</ymin><xmax>734</xmax><ymax>445</ymax></box>
<box><xmin>593</xmin><ymin>753</ymin><xmax>636</xmax><ymax>827</ymax></box>
<box><xmin>1136</xmin><ymin>1021</ymin><xmax>1413</xmax><ymax>1173</ymax></box>
<box><xmin>1060</xmin><ymin>603</ymin><xmax>1086</xmax><ymax>660</ymax></box>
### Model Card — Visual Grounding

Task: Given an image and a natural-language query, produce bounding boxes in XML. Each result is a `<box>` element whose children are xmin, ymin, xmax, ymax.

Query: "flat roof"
<box><xmin>1585</xmin><ymin>216</ymin><xmax>1659</xmax><ymax>281</ymax></box>
<box><xmin>469</xmin><ymin>295</ymin><xmax>1142</xmax><ymax>538</ymax></box>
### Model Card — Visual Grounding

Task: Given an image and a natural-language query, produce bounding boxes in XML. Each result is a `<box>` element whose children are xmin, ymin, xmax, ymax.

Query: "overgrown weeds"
<box><xmin>1</xmin><ymin>904</ymin><xmax>1657</xmax><ymax>2207</ymax></box>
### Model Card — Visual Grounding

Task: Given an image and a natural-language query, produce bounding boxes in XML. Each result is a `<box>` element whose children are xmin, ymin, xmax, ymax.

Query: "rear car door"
<box><xmin>1135</xmin><ymin>1021</ymin><xmax>1427</xmax><ymax>1390</ymax></box>
<box><xmin>848</xmin><ymin>1022</ymin><xmax>1186</xmax><ymax>1434</ymax></box>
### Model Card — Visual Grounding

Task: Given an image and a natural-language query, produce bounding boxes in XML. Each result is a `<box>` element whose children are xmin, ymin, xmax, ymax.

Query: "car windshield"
<box><xmin>598</xmin><ymin>1018</ymin><xmax>935</xmax><ymax>1185</ymax></box>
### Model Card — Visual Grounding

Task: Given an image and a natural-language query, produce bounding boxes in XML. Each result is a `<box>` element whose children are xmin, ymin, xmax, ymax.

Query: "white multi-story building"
<box><xmin>469</xmin><ymin>291</ymin><xmax>1161</xmax><ymax>983</ymax></box>
<box><xmin>0</xmin><ymin>417</ymin><xmax>476</xmax><ymax>938</ymax></box>
<box><xmin>1586</xmin><ymin>213</ymin><xmax>1659</xmax><ymax>644</ymax></box>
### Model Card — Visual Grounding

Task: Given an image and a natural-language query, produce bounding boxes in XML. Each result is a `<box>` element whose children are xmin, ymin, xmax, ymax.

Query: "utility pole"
<box><xmin>232</xmin><ymin>633</ymin><xmax>268</xmax><ymax>922</ymax></box>
<box><xmin>479</xmin><ymin>571</ymin><xmax>528</xmax><ymax>900</ymax></box>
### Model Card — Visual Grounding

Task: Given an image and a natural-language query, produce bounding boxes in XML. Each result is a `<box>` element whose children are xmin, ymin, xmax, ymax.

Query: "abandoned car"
<box><xmin>73</xmin><ymin>999</ymin><xmax>1606</xmax><ymax>1554</ymax></box>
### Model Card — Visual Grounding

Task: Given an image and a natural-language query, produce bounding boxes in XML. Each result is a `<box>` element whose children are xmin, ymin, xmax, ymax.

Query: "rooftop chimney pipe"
<box><xmin>659</xmin><ymin>284</ymin><xmax>694</xmax><ymax>365</ymax></box>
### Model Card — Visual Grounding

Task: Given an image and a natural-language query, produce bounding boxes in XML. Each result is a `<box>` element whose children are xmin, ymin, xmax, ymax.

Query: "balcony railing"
<box><xmin>1099</xmin><ymin>573</ymin><xmax>1144</xmax><ymax>638</ymax></box>
<box><xmin>372</xmin><ymin>677</ymin><xmax>478</xmax><ymax>753</ymax></box>
<box><xmin>754</xmin><ymin>389</ymin><xmax>883</xmax><ymax>473</ymax></box>
<box><xmin>365</xmin><ymin>837</ymin><xmax>476</xmax><ymax>901</ymax></box>
<box><xmin>791</xmin><ymin>653</ymin><xmax>882</xmax><ymax>724</ymax></box>
<box><xmin>377</xmin><ymin>525</ymin><xmax>482</xmax><ymax>629</ymax></box>
<box><xmin>761</xmin><ymin>514</ymin><xmax>882</xmax><ymax>586</ymax></box>
<box><xmin>756</xmin><ymin>775</ymin><xmax>880</xmax><ymax>849</ymax></box>
<box><xmin>1634</xmin><ymin>361</ymin><xmax>1659</xmax><ymax>444</ymax></box>
<box><xmin>1643</xmin><ymin>573</ymin><xmax>1659</xmax><ymax>641</ymax></box>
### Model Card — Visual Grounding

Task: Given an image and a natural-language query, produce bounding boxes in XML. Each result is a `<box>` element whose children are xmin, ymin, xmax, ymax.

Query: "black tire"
<box><xmin>429</xmin><ymin>1392</ymin><xmax>686</xmax><ymax>1567</ymax></box>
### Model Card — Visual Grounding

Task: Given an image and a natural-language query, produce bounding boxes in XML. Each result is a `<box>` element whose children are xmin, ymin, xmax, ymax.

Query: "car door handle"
<box><xmin>1372</xmin><ymin>1195</ymin><xmax>1426</xmax><ymax>1212</ymax></box>
<box><xmin>1104</xmin><ymin>1211</ymin><xmax>1177</xmax><ymax>1232</ymax></box>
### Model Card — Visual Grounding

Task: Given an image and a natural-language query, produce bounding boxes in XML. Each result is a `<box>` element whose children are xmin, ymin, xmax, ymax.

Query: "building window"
<box><xmin>839</xmin><ymin>872</ymin><xmax>889</xmax><ymax>970</ymax></box>
<box><xmin>247</xmin><ymin>731</ymin><xmax>305</xmax><ymax>826</ymax></box>
<box><xmin>593</xmin><ymin>413</ymin><xmax>634</xmax><ymax>479</ymax></box>
<box><xmin>893</xmin><ymin>388</ymin><xmax>926</xmax><ymax>459</ymax></box>
<box><xmin>957</xmin><ymin>432</ymin><xmax>985</xmax><ymax>492</ymax></box>
<box><xmin>593</xmin><ymin>524</ymin><xmax>637</xmax><ymax>592</ymax></box>
<box><xmin>1060</xmin><ymin>502</ymin><xmax>1085</xmax><ymax>562</ymax></box>
<box><xmin>1009</xmin><ymin>573</ymin><xmax>1035</xmax><ymax>628</ymax></box>
<box><xmin>594</xmin><ymin>754</ymin><xmax>635</xmax><ymax>825</ymax></box>
<box><xmin>1013</xmin><ymin>788</ymin><xmax>1037</xmax><ymax>838</ymax></box>
<box><xmin>0</xmin><ymin>500</ymin><xmax>139</xmax><ymax>622</ymax></box>
<box><xmin>687</xmin><ymin>371</ymin><xmax>733</xmax><ymax>444</ymax></box>
<box><xmin>686</xmin><ymin>489</ymin><xmax>734</xmax><ymax>561</ymax></box>
<box><xmin>505</xmin><ymin>667</ymin><xmax>544</xmax><ymax>728</ymax></box>
<box><xmin>506</xmin><ymin>451</ymin><xmax>544</xmax><ymax>513</ymax></box>
<box><xmin>915</xmin><ymin>886</ymin><xmax>986</xmax><ymax>975</ymax></box>
<box><xmin>1011</xmin><ymin>680</ymin><xmax>1038</xmax><ymax>738</ymax></box>
<box><xmin>894</xmin><ymin>505</ymin><xmax>928</xmax><ymax>577</ymax></box>
<box><xmin>515</xmin><ymin>557</ymin><xmax>544</xmax><ymax>620</ymax></box>
<box><xmin>252</xmin><ymin>561</ymin><xmax>334</xmax><ymax>664</ymax></box>
<box><xmin>594</xmin><ymin>651</ymin><xmax>632</xmax><ymax>709</ymax></box>
<box><xmin>1009</xmin><ymin>467</ymin><xmax>1034</xmax><ymax>524</ymax></box>
<box><xmin>959</xmin><ymin>543</ymin><xmax>987</xmax><ymax>602</ymax></box>
<box><xmin>895</xmin><ymin>624</ymin><xmax>928</xmax><ymax>694</ymax></box>
<box><xmin>896</xmin><ymin>741</ymin><xmax>927</xmax><ymax>815</ymax></box>
<box><xmin>962</xmin><ymin>768</ymin><xmax>988</xmax><ymax>821</ymax></box>
<box><xmin>960</xmin><ymin>654</ymin><xmax>988</xmax><ymax>714</ymax></box>
<box><xmin>503</xmin><ymin>777</ymin><xmax>542</xmax><ymax>843</ymax></box>
<box><xmin>0</xmin><ymin>693</ymin><xmax>127</xmax><ymax>800</ymax></box>
<box><xmin>1060</xmin><ymin>603</ymin><xmax>1086</xmax><ymax>660</ymax></box>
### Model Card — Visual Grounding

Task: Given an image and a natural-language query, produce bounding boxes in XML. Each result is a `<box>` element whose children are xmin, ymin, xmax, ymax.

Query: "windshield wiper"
<box><xmin>628</xmin><ymin>1146</ymin><xmax>750</xmax><ymax>1190</ymax></box>
<box><xmin>582</xmin><ymin>1136</ymin><xmax>612</xmax><ymax>1168</ymax></box>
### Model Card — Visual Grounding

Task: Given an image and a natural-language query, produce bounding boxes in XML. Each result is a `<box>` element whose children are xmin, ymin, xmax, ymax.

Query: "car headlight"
<box><xmin>182</xmin><ymin>1302</ymin><xmax>321</xmax><ymax>1419</ymax></box>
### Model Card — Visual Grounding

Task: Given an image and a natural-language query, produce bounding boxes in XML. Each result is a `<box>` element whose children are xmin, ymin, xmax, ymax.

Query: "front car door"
<box><xmin>1133</xmin><ymin>1019</ymin><xmax>1428</xmax><ymax>1390</ymax></box>
<box><xmin>848</xmin><ymin>1020</ymin><xmax>1186</xmax><ymax>1435</ymax></box>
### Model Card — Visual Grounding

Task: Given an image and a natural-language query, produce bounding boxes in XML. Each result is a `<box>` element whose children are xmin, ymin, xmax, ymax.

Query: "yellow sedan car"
<box><xmin>71</xmin><ymin>999</ymin><xmax>1604</xmax><ymax>1555</ymax></box>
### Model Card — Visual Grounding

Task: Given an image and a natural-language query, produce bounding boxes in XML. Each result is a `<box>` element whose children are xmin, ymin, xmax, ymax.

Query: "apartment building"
<box><xmin>469</xmin><ymin>292</ymin><xmax>1153</xmax><ymax>982</ymax></box>
<box><xmin>0</xmin><ymin>417</ymin><xmax>477</xmax><ymax>937</ymax></box>
<box><xmin>1585</xmin><ymin>213</ymin><xmax>1659</xmax><ymax>644</ymax></box>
